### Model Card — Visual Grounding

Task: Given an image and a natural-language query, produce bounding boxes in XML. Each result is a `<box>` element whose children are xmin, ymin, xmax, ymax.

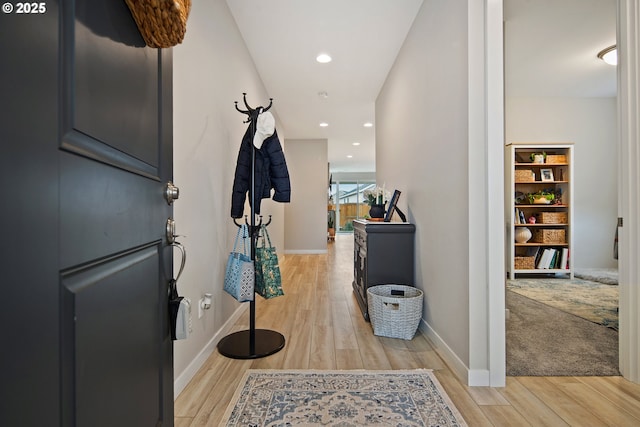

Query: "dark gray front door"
<box><xmin>1</xmin><ymin>1</ymin><xmax>174</xmax><ymax>426</ymax></box>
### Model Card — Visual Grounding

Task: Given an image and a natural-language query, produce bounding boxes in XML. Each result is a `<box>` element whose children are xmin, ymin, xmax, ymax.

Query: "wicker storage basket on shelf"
<box><xmin>537</xmin><ymin>212</ymin><xmax>567</xmax><ymax>224</ymax></box>
<box><xmin>514</xmin><ymin>256</ymin><xmax>535</xmax><ymax>269</ymax></box>
<box><xmin>124</xmin><ymin>0</ymin><xmax>191</xmax><ymax>48</ymax></box>
<box><xmin>532</xmin><ymin>228</ymin><xmax>565</xmax><ymax>244</ymax></box>
<box><xmin>546</xmin><ymin>154</ymin><xmax>567</xmax><ymax>164</ymax></box>
<box><xmin>367</xmin><ymin>284</ymin><xmax>422</xmax><ymax>340</ymax></box>
<box><xmin>514</xmin><ymin>169</ymin><xmax>535</xmax><ymax>182</ymax></box>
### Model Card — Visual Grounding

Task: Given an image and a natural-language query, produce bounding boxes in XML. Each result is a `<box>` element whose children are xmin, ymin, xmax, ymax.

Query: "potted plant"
<box><xmin>530</xmin><ymin>151</ymin><xmax>547</xmax><ymax>163</ymax></box>
<box><xmin>363</xmin><ymin>185</ymin><xmax>391</xmax><ymax>219</ymax></box>
<box><xmin>327</xmin><ymin>216</ymin><xmax>335</xmax><ymax>239</ymax></box>
<box><xmin>527</xmin><ymin>190</ymin><xmax>555</xmax><ymax>204</ymax></box>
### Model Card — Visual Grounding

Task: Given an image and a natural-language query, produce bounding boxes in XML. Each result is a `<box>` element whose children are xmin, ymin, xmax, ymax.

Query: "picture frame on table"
<box><xmin>540</xmin><ymin>168</ymin><xmax>554</xmax><ymax>182</ymax></box>
<box><xmin>384</xmin><ymin>190</ymin><xmax>403</xmax><ymax>222</ymax></box>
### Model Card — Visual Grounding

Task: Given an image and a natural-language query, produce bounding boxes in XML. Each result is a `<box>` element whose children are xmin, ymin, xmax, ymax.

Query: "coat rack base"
<box><xmin>217</xmin><ymin>329</ymin><xmax>285</xmax><ymax>359</ymax></box>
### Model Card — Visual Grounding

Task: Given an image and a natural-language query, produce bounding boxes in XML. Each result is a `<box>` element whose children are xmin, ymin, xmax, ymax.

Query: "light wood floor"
<box><xmin>175</xmin><ymin>234</ymin><xmax>640</xmax><ymax>426</ymax></box>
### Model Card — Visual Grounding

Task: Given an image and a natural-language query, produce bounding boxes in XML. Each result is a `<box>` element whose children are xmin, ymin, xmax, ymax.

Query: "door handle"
<box><xmin>166</xmin><ymin>217</ymin><xmax>186</xmax><ymax>244</ymax></box>
<box><xmin>170</xmin><ymin>241</ymin><xmax>186</xmax><ymax>282</ymax></box>
<box><xmin>166</xmin><ymin>218</ymin><xmax>177</xmax><ymax>244</ymax></box>
<box><xmin>165</xmin><ymin>181</ymin><xmax>180</xmax><ymax>205</ymax></box>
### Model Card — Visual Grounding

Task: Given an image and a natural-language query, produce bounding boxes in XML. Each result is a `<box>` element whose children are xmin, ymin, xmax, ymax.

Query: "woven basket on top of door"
<box><xmin>124</xmin><ymin>0</ymin><xmax>192</xmax><ymax>48</ymax></box>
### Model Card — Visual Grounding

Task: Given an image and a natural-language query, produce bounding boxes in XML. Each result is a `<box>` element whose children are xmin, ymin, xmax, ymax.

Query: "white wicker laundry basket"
<box><xmin>367</xmin><ymin>284</ymin><xmax>423</xmax><ymax>340</ymax></box>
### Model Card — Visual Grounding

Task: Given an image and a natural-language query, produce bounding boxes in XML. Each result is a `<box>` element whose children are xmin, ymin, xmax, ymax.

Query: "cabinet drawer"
<box><xmin>354</xmin><ymin>230</ymin><xmax>366</xmax><ymax>246</ymax></box>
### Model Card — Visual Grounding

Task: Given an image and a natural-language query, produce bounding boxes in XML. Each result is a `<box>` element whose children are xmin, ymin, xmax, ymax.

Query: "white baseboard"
<box><xmin>418</xmin><ymin>320</ymin><xmax>462</xmax><ymax>386</ymax></box>
<box><xmin>173</xmin><ymin>304</ymin><xmax>249</xmax><ymax>399</ymax></box>
<box><xmin>419</xmin><ymin>320</ymin><xmax>491</xmax><ymax>386</ymax></box>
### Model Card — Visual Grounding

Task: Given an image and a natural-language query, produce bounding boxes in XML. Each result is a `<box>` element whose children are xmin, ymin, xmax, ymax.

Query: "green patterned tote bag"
<box><xmin>254</xmin><ymin>225</ymin><xmax>284</xmax><ymax>299</ymax></box>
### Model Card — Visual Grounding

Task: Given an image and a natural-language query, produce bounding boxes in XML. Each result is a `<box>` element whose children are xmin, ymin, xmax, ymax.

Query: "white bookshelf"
<box><xmin>505</xmin><ymin>143</ymin><xmax>574</xmax><ymax>278</ymax></box>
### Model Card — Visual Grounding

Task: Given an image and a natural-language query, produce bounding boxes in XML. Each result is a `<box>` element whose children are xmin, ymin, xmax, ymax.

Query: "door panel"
<box><xmin>1</xmin><ymin>0</ymin><xmax>173</xmax><ymax>425</ymax></box>
<box><xmin>73</xmin><ymin>14</ymin><xmax>159</xmax><ymax>165</ymax></box>
<box><xmin>59</xmin><ymin>152</ymin><xmax>163</xmax><ymax>268</ymax></box>
<box><xmin>61</xmin><ymin>245</ymin><xmax>162</xmax><ymax>427</ymax></box>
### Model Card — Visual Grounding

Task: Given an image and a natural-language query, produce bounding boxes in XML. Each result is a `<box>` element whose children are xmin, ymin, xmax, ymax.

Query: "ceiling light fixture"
<box><xmin>316</xmin><ymin>53</ymin><xmax>332</xmax><ymax>63</ymax></box>
<box><xmin>597</xmin><ymin>45</ymin><xmax>617</xmax><ymax>66</ymax></box>
<box><xmin>318</xmin><ymin>91</ymin><xmax>329</xmax><ymax>99</ymax></box>
<box><xmin>363</xmin><ymin>122</ymin><xmax>373</xmax><ymax>128</ymax></box>
<box><xmin>352</xmin><ymin>142</ymin><xmax>360</xmax><ymax>146</ymax></box>
<box><xmin>319</xmin><ymin>122</ymin><xmax>329</xmax><ymax>127</ymax></box>
<box><xmin>347</xmin><ymin>155</ymin><xmax>353</xmax><ymax>158</ymax></box>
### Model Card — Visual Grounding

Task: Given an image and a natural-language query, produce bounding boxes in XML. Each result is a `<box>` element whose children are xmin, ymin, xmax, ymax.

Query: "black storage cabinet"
<box><xmin>352</xmin><ymin>220</ymin><xmax>416</xmax><ymax>320</ymax></box>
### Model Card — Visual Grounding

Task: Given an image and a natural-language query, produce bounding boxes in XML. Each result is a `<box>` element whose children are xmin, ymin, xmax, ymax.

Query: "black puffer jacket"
<box><xmin>231</xmin><ymin>124</ymin><xmax>291</xmax><ymax>218</ymax></box>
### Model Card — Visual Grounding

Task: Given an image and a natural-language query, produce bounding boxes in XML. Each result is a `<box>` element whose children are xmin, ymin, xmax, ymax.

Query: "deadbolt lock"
<box><xmin>165</xmin><ymin>181</ymin><xmax>180</xmax><ymax>205</ymax></box>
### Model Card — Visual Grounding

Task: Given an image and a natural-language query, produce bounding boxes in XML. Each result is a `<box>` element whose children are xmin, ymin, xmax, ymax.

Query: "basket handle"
<box><xmin>383</xmin><ymin>302</ymin><xmax>400</xmax><ymax>310</ymax></box>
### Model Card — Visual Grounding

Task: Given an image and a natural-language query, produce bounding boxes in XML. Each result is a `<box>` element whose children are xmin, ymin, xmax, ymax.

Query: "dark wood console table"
<box><xmin>352</xmin><ymin>220</ymin><xmax>416</xmax><ymax>320</ymax></box>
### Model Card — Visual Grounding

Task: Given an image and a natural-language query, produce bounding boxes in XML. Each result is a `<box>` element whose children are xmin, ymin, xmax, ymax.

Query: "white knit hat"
<box><xmin>253</xmin><ymin>110</ymin><xmax>275</xmax><ymax>149</ymax></box>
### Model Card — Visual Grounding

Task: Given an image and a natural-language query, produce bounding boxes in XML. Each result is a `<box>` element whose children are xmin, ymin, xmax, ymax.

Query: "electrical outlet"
<box><xmin>198</xmin><ymin>298</ymin><xmax>204</xmax><ymax>319</ymax></box>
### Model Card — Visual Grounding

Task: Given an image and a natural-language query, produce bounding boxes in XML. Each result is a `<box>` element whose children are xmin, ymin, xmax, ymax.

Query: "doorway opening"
<box><xmin>503</xmin><ymin>0</ymin><xmax>619</xmax><ymax>376</ymax></box>
<box><xmin>330</xmin><ymin>180</ymin><xmax>375</xmax><ymax>233</ymax></box>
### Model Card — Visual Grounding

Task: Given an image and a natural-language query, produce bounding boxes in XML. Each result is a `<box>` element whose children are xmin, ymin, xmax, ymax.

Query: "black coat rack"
<box><xmin>217</xmin><ymin>93</ymin><xmax>286</xmax><ymax>359</ymax></box>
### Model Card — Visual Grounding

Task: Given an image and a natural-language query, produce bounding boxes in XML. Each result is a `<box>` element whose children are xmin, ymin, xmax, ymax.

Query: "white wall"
<box><xmin>376</xmin><ymin>0</ymin><xmax>471</xmax><ymax>368</ymax></box>
<box><xmin>172</xmin><ymin>0</ymin><xmax>286</xmax><ymax>396</ymax></box>
<box><xmin>283</xmin><ymin>139</ymin><xmax>328</xmax><ymax>253</ymax></box>
<box><xmin>506</xmin><ymin>97</ymin><xmax>618</xmax><ymax>268</ymax></box>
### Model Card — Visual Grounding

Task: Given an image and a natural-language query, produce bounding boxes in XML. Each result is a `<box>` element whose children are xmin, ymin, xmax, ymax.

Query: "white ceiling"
<box><xmin>226</xmin><ymin>0</ymin><xmax>423</xmax><ymax>173</ymax></box>
<box><xmin>226</xmin><ymin>0</ymin><xmax>617</xmax><ymax>174</ymax></box>
<box><xmin>504</xmin><ymin>0</ymin><xmax>617</xmax><ymax>98</ymax></box>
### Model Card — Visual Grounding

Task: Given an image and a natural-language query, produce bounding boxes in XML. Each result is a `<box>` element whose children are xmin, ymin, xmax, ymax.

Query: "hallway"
<box><xmin>174</xmin><ymin>234</ymin><xmax>640</xmax><ymax>426</ymax></box>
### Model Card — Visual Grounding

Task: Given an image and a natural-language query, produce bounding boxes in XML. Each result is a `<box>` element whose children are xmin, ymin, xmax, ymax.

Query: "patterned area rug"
<box><xmin>507</xmin><ymin>278</ymin><xmax>618</xmax><ymax>329</ymax></box>
<box><xmin>221</xmin><ymin>369</ymin><xmax>468</xmax><ymax>426</ymax></box>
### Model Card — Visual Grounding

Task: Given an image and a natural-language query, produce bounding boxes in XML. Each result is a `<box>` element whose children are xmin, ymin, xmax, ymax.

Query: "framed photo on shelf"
<box><xmin>384</xmin><ymin>190</ymin><xmax>402</xmax><ymax>222</ymax></box>
<box><xmin>540</xmin><ymin>168</ymin><xmax>554</xmax><ymax>182</ymax></box>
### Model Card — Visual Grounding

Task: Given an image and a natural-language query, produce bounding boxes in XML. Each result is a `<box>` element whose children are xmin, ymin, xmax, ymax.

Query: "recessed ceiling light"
<box><xmin>597</xmin><ymin>45</ymin><xmax>617</xmax><ymax>66</ymax></box>
<box><xmin>316</xmin><ymin>53</ymin><xmax>332</xmax><ymax>63</ymax></box>
<box><xmin>352</xmin><ymin>142</ymin><xmax>360</xmax><ymax>146</ymax></box>
<box><xmin>347</xmin><ymin>155</ymin><xmax>353</xmax><ymax>158</ymax></box>
<box><xmin>319</xmin><ymin>122</ymin><xmax>329</xmax><ymax>127</ymax></box>
<box><xmin>363</xmin><ymin>122</ymin><xmax>373</xmax><ymax>128</ymax></box>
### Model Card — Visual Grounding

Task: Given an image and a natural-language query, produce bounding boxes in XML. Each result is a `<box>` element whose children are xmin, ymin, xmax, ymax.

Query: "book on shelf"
<box><xmin>549</xmin><ymin>249</ymin><xmax>559</xmax><ymax>269</ymax></box>
<box><xmin>514</xmin><ymin>208</ymin><xmax>528</xmax><ymax>225</ymax></box>
<box><xmin>538</xmin><ymin>248</ymin><xmax>561</xmax><ymax>269</ymax></box>
<box><xmin>560</xmin><ymin>247</ymin><xmax>569</xmax><ymax>269</ymax></box>
<box><xmin>544</xmin><ymin>248</ymin><xmax>570</xmax><ymax>269</ymax></box>
<box><xmin>536</xmin><ymin>248</ymin><xmax>551</xmax><ymax>269</ymax></box>
<box><xmin>544</xmin><ymin>249</ymin><xmax>555</xmax><ymax>269</ymax></box>
<box><xmin>534</xmin><ymin>247</ymin><xmax>545</xmax><ymax>268</ymax></box>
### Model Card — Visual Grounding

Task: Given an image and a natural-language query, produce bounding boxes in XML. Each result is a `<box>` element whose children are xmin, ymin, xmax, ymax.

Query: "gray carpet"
<box><xmin>573</xmin><ymin>267</ymin><xmax>618</xmax><ymax>285</ymax></box>
<box><xmin>507</xmin><ymin>278</ymin><xmax>618</xmax><ymax>329</ymax></box>
<box><xmin>506</xmin><ymin>290</ymin><xmax>619</xmax><ymax>376</ymax></box>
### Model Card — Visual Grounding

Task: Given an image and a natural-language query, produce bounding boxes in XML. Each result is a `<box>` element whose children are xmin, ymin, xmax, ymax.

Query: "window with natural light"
<box><xmin>329</xmin><ymin>181</ymin><xmax>375</xmax><ymax>232</ymax></box>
